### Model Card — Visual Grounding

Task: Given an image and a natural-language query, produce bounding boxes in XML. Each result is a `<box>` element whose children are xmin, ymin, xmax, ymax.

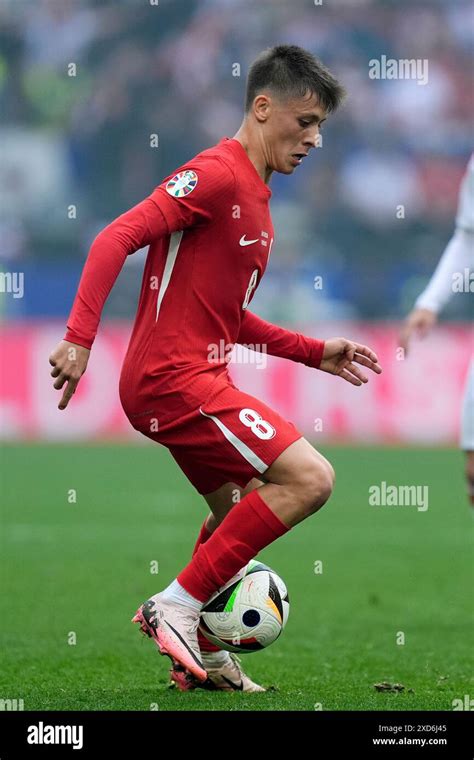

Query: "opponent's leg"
<box><xmin>465</xmin><ymin>450</ymin><xmax>474</xmax><ymax>506</ymax></box>
<box><xmin>461</xmin><ymin>360</ymin><xmax>474</xmax><ymax>506</ymax></box>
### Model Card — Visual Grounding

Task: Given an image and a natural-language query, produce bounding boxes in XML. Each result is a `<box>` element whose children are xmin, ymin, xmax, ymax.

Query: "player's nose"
<box><xmin>303</xmin><ymin>132</ymin><xmax>318</xmax><ymax>150</ymax></box>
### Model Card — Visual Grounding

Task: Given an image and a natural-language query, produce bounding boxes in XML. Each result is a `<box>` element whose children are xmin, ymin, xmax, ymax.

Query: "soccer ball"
<box><xmin>199</xmin><ymin>559</ymin><xmax>289</xmax><ymax>653</ymax></box>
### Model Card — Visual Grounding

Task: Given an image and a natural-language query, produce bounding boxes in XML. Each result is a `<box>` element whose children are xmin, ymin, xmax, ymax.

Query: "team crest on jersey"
<box><xmin>165</xmin><ymin>170</ymin><xmax>198</xmax><ymax>197</ymax></box>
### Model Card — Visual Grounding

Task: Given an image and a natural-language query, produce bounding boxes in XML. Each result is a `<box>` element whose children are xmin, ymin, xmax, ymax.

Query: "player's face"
<box><xmin>259</xmin><ymin>91</ymin><xmax>327</xmax><ymax>175</ymax></box>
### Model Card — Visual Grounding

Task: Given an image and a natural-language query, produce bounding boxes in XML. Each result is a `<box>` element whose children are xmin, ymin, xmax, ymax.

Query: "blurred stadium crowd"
<box><xmin>0</xmin><ymin>0</ymin><xmax>472</xmax><ymax>324</ymax></box>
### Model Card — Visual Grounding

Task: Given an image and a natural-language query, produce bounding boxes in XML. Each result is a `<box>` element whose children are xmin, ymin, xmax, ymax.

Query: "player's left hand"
<box><xmin>319</xmin><ymin>338</ymin><xmax>382</xmax><ymax>386</ymax></box>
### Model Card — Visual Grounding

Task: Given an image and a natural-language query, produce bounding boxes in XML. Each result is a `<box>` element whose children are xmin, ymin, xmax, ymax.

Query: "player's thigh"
<box><xmin>264</xmin><ymin>436</ymin><xmax>335</xmax><ymax>491</ymax></box>
<box><xmin>204</xmin><ymin>477</ymin><xmax>265</xmax><ymax>524</ymax></box>
<box><xmin>203</xmin><ymin>436</ymin><xmax>336</xmax><ymax>522</ymax></box>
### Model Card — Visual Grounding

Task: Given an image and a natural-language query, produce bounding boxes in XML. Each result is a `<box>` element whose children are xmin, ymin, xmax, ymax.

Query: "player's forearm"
<box><xmin>64</xmin><ymin>198</ymin><xmax>169</xmax><ymax>349</ymax></box>
<box><xmin>237</xmin><ymin>310</ymin><xmax>325</xmax><ymax>368</ymax></box>
<box><xmin>415</xmin><ymin>228</ymin><xmax>473</xmax><ymax>314</ymax></box>
<box><xmin>64</xmin><ymin>227</ymin><xmax>130</xmax><ymax>349</ymax></box>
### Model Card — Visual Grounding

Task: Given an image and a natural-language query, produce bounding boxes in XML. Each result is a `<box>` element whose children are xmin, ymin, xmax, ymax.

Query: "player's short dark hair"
<box><xmin>245</xmin><ymin>44</ymin><xmax>346</xmax><ymax>114</ymax></box>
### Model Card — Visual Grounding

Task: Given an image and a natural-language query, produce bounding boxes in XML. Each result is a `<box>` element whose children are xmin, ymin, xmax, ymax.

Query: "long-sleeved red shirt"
<box><xmin>65</xmin><ymin>138</ymin><xmax>324</xmax><ymax>417</ymax></box>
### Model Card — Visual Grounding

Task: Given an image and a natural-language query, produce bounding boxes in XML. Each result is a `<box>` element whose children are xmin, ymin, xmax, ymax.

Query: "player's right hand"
<box><xmin>49</xmin><ymin>340</ymin><xmax>90</xmax><ymax>410</ymax></box>
<box><xmin>399</xmin><ymin>308</ymin><xmax>437</xmax><ymax>354</ymax></box>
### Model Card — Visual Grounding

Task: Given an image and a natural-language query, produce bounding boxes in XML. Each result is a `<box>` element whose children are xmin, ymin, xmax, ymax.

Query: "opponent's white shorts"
<box><xmin>461</xmin><ymin>358</ymin><xmax>474</xmax><ymax>451</ymax></box>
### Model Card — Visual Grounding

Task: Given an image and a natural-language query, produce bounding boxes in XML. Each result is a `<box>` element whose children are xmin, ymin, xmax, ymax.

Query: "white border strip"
<box><xmin>155</xmin><ymin>230</ymin><xmax>183</xmax><ymax>321</ymax></box>
<box><xmin>199</xmin><ymin>407</ymin><xmax>268</xmax><ymax>473</ymax></box>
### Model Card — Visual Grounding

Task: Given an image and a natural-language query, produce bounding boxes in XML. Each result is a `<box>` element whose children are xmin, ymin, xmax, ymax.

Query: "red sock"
<box><xmin>178</xmin><ymin>489</ymin><xmax>289</xmax><ymax>603</ymax></box>
<box><xmin>191</xmin><ymin>518</ymin><xmax>221</xmax><ymax>652</ymax></box>
<box><xmin>192</xmin><ymin>518</ymin><xmax>212</xmax><ymax>558</ymax></box>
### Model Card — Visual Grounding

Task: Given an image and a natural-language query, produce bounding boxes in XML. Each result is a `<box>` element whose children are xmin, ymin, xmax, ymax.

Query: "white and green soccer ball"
<box><xmin>199</xmin><ymin>559</ymin><xmax>290</xmax><ymax>653</ymax></box>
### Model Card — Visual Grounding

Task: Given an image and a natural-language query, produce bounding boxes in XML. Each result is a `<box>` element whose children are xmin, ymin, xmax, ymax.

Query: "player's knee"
<box><xmin>296</xmin><ymin>460</ymin><xmax>335</xmax><ymax>516</ymax></box>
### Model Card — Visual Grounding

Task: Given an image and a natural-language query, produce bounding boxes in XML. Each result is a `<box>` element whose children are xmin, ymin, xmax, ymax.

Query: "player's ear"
<box><xmin>253</xmin><ymin>94</ymin><xmax>271</xmax><ymax>123</ymax></box>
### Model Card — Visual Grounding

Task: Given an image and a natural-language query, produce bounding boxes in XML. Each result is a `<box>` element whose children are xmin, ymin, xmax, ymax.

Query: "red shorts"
<box><xmin>124</xmin><ymin>373</ymin><xmax>303</xmax><ymax>495</ymax></box>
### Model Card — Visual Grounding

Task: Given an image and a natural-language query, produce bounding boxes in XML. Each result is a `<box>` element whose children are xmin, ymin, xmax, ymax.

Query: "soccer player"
<box><xmin>400</xmin><ymin>154</ymin><xmax>473</xmax><ymax>507</ymax></box>
<box><xmin>49</xmin><ymin>45</ymin><xmax>382</xmax><ymax>692</ymax></box>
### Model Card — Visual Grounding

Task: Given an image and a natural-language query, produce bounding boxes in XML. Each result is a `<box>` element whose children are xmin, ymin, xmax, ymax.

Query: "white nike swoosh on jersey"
<box><xmin>239</xmin><ymin>235</ymin><xmax>259</xmax><ymax>247</ymax></box>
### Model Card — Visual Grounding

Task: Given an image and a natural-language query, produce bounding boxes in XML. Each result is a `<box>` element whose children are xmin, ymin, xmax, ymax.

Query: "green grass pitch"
<box><xmin>1</xmin><ymin>443</ymin><xmax>472</xmax><ymax>711</ymax></box>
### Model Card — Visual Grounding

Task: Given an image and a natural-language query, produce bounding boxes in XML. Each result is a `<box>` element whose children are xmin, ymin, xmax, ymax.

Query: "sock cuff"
<box><xmin>245</xmin><ymin>488</ymin><xmax>290</xmax><ymax>537</ymax></box>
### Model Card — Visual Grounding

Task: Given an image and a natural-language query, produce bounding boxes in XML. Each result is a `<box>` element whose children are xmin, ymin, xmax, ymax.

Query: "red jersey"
<box><xmin>120</xmin><ymin>136</ymin><xmax>275</xmax><ymax>411</ymax></box>
<box><xmin>65</xmin><ymin>137</ymin><xmax>324</xmax><ymax>420</ymax></box>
